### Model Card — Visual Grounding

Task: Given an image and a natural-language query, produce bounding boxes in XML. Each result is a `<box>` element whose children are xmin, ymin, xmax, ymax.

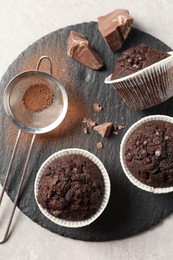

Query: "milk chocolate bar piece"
<box><xmin>98</xmin><ymin>9</ymin><xmax>133</xmax><ymax>52</ymax></box>
<box><xmin>93</xmin><ymin>122</ymin><xmax>113</xmax><ymax>137</ymax></box>
<box><xmin>67</xmin><ymin>31</ymin><xmax>103</xmax><ymax>70</ymax></box>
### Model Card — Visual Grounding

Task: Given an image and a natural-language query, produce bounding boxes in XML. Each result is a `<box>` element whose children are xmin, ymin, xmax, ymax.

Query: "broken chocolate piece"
<box><xmin>113</xmin><ymin>124</ymin><xmax>119</xmax><ymax>135</ymax></box>
<box><xmin>93</xmin><ymin>103</ymin><xmax>103</xmax><ymax>112</ymax></box>
<box><xmin>98</xmin><ymin>9</ymin><xmax>133</xmax><ymax>52</ymax></box>
<box><xmin>93</xmin><ymin>122</ymin><xmax>113</xmax><ymax>137</ymax></box>
<box><xmin>117</xmin><ymin>124</ymin><xmax>125</xmax><ymax>130</ymax></box>
<box><xmin>86</xmin><ymin>118</ymin><xmax>96</xmax><ymax>129</ymax></box>
<box><xmin>83</xmin><ymin>127</ymin><xmax>89</xmax><ymax>134</ymax></box>
<box><xmin>97</xmin><ymin>142</ymin><xmax>103</xmax><ymax>149</ymax></box>
<box><xmin>67</xmin><ymin>31</ymin><xmax>103</xmax><ymax>70</ymax></box>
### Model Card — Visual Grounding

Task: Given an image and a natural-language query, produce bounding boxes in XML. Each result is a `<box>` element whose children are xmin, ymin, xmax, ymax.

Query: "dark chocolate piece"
<box><xmin>125</xmin><ymin>120</ymin><xmax>173</xmax><ymax>188</ymax></box>
<box><xmin>98</xmin><ymin>9</ymin><xmax>133</xmax><ymax>52</ymax></box>
<box><xmin>111</xmin><ymin>44</ymin><xmax>170</xmax><ymax>79</ymax></box>
<box><xmin>93</xmin><ymin>122</ymin><xmax>113</xmax><ymax>137</ymax></box>
<box><xmin>67</xmin><ymin>31</ymin><xmax>103</xmax><ymax>70</ymax></box>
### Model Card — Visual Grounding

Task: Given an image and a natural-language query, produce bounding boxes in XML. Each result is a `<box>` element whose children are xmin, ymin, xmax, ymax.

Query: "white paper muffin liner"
<box><xmin>120</xmin><ymin>115</ymin><xmax>173</xmax><ymax>194</ymax></box>
<box><xmin>34</xmin><ymin>148</ymin><xmax>111</xmax><ymax>228</ymax></box>
<box><xmin>105</xmin><ymin>51</ymin><xmax>173</xmax><ymax>110</ymax></box>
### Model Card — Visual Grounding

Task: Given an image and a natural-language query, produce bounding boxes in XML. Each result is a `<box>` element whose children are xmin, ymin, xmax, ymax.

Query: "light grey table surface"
<box><xmin>0</xmin><ymin>0</ymin><xmax>173</xmax><ymax>259</ymax></box>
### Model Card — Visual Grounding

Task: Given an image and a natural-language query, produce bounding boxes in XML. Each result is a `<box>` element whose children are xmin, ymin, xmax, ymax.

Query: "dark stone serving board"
<box><xmin>1</xmin><ymin>22</ymin><xmax>173</xmax><ymax>242</ymax></box>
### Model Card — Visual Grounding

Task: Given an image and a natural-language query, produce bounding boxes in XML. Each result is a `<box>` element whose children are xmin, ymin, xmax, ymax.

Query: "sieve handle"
<box><xmin>36</xmin><ymin>56</ymin><xmax>53</xmax><ymax>75</ymax></box>
<box><xmin>0</xmin><ymin>132</ymin><xmax>36</xmax><ymax>244</ymax></box>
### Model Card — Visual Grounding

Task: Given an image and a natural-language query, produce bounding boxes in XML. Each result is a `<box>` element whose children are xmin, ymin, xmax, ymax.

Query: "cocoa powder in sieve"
<box><xmin>22</xmin><ymin>83</ymin><xmax>53</xmax><ymax>112</ymax></box>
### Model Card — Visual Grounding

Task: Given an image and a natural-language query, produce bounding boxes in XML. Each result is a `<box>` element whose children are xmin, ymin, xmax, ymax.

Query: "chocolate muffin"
<box><xmin>37</xmin><ymin>155</ymin><xmax>104</xmax><ymax>221</ymax></box>
<box><xmin>125</xmin><ymin>120</ymin><xmax>173</xmax><ymax>188</ymax></box>
<box><xmin>111</xmin><ymin>44</ymin><xmax>170</xmax><ymax>80</ymax></box>
<box><xmin>105</xmin><ymin>44</ymin><xmax>173</xmax><ymax>110</ymax></box>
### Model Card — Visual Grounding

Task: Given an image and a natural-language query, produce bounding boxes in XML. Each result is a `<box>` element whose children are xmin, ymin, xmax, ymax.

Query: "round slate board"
<box><xmin>1</xmin><ymin>22</ymin><xmax>173</xmax><ymax>242</ymax></box>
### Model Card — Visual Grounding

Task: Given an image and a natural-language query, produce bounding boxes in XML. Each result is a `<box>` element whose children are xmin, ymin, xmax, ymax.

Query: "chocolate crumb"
<box><xmin>117</xmin><ymin>124</ymin><xmax>125</xmax><ymax>130</ymax></box>
<box><xmin>82</xmin><ymin>118</ymin><xmax>87</xmax><ymax>123</ymax></box>
<box><xmin>97</xmin><ymin>142</ymin><xmax>103</xmax><ymax>149</ymax></box>
<box><xmin>83</xmin><ymin>127</ymin><xmax>89</xmax><ymax>134</ymax></box>
<box><xmin>93</xmin><ymin>103</ymin><xmax>103</xmax><ymax>112</ymax></box>
<box><xmin>94</xmin><ymin>122</ymin><xmax>113</xmax><ymax>137</ymax></box>
<box><xmin>86</xmin><ymin>118</ymin><xmax>96</xmax><ymax>129</ymax></box>
<box><xmin>113</xmin><ymin>131</ymin><xmax>119</xmax><ymax>136</ymax></box>
<box><xmin>113</xmin><ymin>124</ymin><xmax>125</xmax><ymax>135</ymax></box>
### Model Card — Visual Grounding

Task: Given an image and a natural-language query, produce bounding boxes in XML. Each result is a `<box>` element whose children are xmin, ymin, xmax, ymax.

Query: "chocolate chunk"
<box><xmin>67</xmin><ymin>31</ymin><xmax>103</xmax><ymax>70</ymax></box>
<box><xmin>86</xmin><ymin>118</ymin><xmax>96</xmax><ymax>129</ymax></box>
<box><xmin>93</xmin><ymin>122</ymin><xmax>113</xmax><ymax>137</ymax></box>
<box><xmin>98</xmin><ymin>9</ymin><xmax>133</xmax><ymax>52</ymax></box>
<box><xmin>93</xmin><ymin>103</ymin><xmax>103</xmax><ymax>112</ymax></box>
<box><xmin>83</xmin><ymin>127</ymin><xmax>89</xmax><ymax>134</ymax></box>
<box><xmin>117</xmin><ymin>124</ymin><xmax>125</xmax><ymax>130</ymax></box>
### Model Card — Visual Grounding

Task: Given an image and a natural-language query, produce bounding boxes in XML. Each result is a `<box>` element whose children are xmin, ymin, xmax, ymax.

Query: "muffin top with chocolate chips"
<box><xmin>37</xmin><ymin>155</ymin><xmax>104</xmax><ymax>221</ymax></box>
<box><xmin>111</xmin><ymin>44</ymin><xmax>170</xmax><ymax>80</ymax></box>
<box><xmin>125</xmin><ymin>120</ymin><xmax>173</xmax><ymax>188</ymax></box>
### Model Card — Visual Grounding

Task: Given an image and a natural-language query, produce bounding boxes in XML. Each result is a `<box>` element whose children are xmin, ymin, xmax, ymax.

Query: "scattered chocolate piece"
<box><xmin>86</xmin><ymin>118</ymin><xmax>96</xmax><ymax>129</ymax></box>
<box><xmin>118</xmin><ymin>124</ymin><xmax>125</xmax><ymax>130</ymax></box>
<box><xmin>113</xmin><ymin>124</ymin><xmax>125</xmax><ymax>135</ymax></box>
<box><xmin>98</xmin><ymin>9</ymin><xmax>133</xmax><ymax>52</ymax></box>
<box><xmin>113</xmin><ymin>125</ymin><xmax>119</xmax><ymax>135</ymax></box>
<box><xmin>93</xmin><ymin>122</ymin><xmax>113</xmax><ymax>137</ymax></box>
<box><xmin>82</xmin><ymin>118</ymin><xmax>87</xmax><ymax>123</ymax></box>
<box><xmin>97</xmin><ymin>142</ymin><xmax>103</xmax><ymax>149</ymax></box>
<box><xmin>83</xmin><ymin>127</ymin><xmax>89</xmax><ymax>134</ymax></box>
<box><xmin>67</xmin><ymin>31</ymin><xmax>104</xmax><ymax>70</ymax></box>
<box><xmin>93</xmin><ymin>103</ymin><xmax>103</xmax><ymax>112</ymax></box>
<box><xmin>113</xmin><ymin>124</ymin><xmax>118</xmax><ymax>132</ymax></box>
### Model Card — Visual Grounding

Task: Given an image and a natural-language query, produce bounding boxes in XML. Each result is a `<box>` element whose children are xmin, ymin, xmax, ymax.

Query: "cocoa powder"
<box><xmin>22</xmin><ymin>83</ymin><xmax>53</xmax><ymax>112</ymax></box>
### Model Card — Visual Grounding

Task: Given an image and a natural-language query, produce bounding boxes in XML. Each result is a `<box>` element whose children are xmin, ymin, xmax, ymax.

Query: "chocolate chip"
<box><xmin>138</xmin><ymin>54</ymin><xmax>146</xmax><ymax>61</ymax></box>
<box><xmin>140</xmin><ymin>46</ymin><xmax>148</xmax><ymax>54</ymax></box>
<box><xmin>143</xmin><ymin>140</ymin><xmax>148</xmax><ymax>147</ymax></box>
<box><xmin>126</xmin><ymin>153</ymin><xmax>132</xmax><ymax>162</ymax></box>
<box><xmin>127</xmin><ymin>57</ymin><xmax>134</xmax><ymax>64</ymax></box>
<box><xmin>132</xmin><ymin>63</ymin><xmax>142</xmax><ymax>69</ymax></box>
<box><xmin>122</xmin><ymin>54</ymin><xmax>129</xmax><ymax>60</ymax></box>
<box><xmin>155</xmin><ymin>150</ymin><xmax>161</xmax><ymax>157</ymax></box>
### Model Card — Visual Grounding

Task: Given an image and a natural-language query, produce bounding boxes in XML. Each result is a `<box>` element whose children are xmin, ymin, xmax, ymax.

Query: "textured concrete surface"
<box><xmin>0</xmin><ymin>0</ymin><xmax>173</xmax><ymax>259</ymax></box>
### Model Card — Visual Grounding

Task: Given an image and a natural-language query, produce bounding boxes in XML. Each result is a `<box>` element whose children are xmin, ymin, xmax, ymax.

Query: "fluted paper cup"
<box><xmin>35</xmin><ymin>148</ymin><xmax>111</xmax><ymax>228</ymax></box>
<box><xmin>120</xmin><ymin>115</ymin><xmax>173</xmax><ymax>194</ymax></box>
<box><xmin>105</xmin><ymin>52</ymin><xmax>173</xmax><ymax>110</ymax></box>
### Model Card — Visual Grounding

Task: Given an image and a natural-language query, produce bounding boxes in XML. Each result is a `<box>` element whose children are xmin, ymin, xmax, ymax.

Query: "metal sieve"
<box><xmin>0</xmin><ymin>56</ymin><xmax>68</xmax><ymax>243</ymax></box>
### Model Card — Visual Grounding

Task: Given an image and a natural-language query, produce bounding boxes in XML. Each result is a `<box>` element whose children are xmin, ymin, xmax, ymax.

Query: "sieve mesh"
<box><xmin>9</xmin><ymin>74</ymin><xmax>63</xmax><ymax>129</ymax></box>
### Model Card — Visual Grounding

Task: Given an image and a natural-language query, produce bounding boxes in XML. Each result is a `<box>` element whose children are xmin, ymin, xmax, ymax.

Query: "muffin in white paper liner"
<box><xmin>105</xmin><ymin>51</ymin><xmax>173</xmax><ymax>110</ymax></box>
<box><xmin>34</xmin><ymin>148</ymin><xmax>111</xmax><ymax>228</ymax></box>
<box><xmin>120</xmin><ymin>115</ymin><xmax>173</xmax><ymax>194</ymax></box>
